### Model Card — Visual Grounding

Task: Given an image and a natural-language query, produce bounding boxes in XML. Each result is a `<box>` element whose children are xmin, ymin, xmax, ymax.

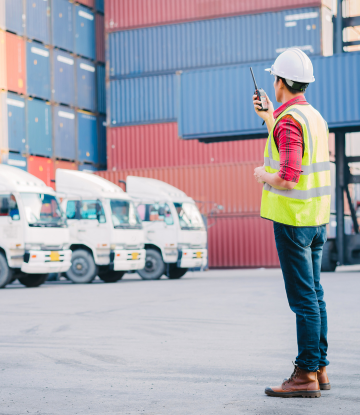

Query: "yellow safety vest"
<box><xmin>260</xmin><ymin>103</ymin><xmax>331</xmax><ymax>227</ymax></box>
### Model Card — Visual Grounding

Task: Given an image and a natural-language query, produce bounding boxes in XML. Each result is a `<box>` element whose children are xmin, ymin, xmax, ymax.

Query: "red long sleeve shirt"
<box><xmin>273</xmin><ymin>95</ymin><xmax>309</xmax><ymax>183</ymax></box>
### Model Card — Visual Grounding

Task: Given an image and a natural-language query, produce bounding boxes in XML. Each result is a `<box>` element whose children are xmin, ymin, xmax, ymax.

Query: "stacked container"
<box><xmin>0</xmin><ymin>0</ymin><xmax>106</xmax><ymax>187</ymax></box>
<box><xmin>102</xmin><ymin>0</ymin><xmax>335</xmax><ymax>269</ymax></box>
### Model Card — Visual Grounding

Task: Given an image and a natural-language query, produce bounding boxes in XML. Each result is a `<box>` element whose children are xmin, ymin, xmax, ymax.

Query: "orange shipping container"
<box><xmin>0</xmin><ymin>31</ymin><xmax>26</xmax><ymax>94</ymax></box>
<box><xmin>27</xmin><ymin>156</ymin><xmax>54</xmax><ymax>189</ymax></box>
<box><xmin>96</xmin><ymin>162</ymin><xmax>264</xmax><ymax>215</ymax></box>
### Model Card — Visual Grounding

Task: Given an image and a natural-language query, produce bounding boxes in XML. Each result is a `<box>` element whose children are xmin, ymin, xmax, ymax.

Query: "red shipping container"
<box><xmin>105</xmin><ymin>0</ymin><xmax>332</xmax><ymax>31</ymax></box>
<box><xmin>76</xmin><ymin>0</ymin><xmax>94</xmax><ymax>8</ymax></box>
<box><xmin>27</xmin><ymin>156</ymin><xmax>54</xmax><ymax>189</ymax></box>
<box><xmin>96</xmin><ymin>13</ymin><xmax>105</xmax><ymax>62</ymax></box>
<box><xmin>107</xmin><ymin>123</ymin><xmax>266</xmax><ymax>170</ymax></box>
<box><xmin>96</xmin><ymin>162</ymin><xmax>264</xmax><ymax>215</ymax></box>
<box><xmin>0</xmin><ymin>31</ymin><xmax>26</xmax><ymax>94</ymax></box>
<box><xmin>207</xmin><ymin>214</ymin><xmax>279</xmax><ymax>268</ymax></box>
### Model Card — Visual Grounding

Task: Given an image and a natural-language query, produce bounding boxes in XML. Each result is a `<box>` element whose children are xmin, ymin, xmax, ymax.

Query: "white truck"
<box><xmin>56</xmin><ymin>169</ymin><xmax>146</xmax><ymax>283</ymax></box>
<box><xmin>0</xmin><ymin>165</ymin><xmax>72</xmax><ymax>288</ymax></box>
<box><xmin>125</xmin><ymin>176</ymin><xmax>207</xmax><ymax>280</ymax></box>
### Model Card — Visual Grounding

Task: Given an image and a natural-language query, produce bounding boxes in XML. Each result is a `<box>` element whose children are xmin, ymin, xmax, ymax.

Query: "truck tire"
<box><xmin>0</xmin><ymin>253</ymin><xmax>13</xmax><ymax>289</ymax></box>
<box><xmin>100</xmin><ymin>271</ymin><xmax>125</xmax><ymax>283</ymax></box>
<box><xmin>168</xmin><ymin>265</ymin><xmax>188</xmax><ymax>280</ymax></box>
<box><xmin>18</xmin><ymin>273</ymin><xmax>48</xmax><ymax>287</ymax></box>
<box><xmin>321</xmin><ymin>240</ymin><xmax>337</xmax><ymax>272</ymax></box>
<box><xmin>66</xmin><ymin>249</ymin><xmax>98</xmax><ymax>284</ymax></box>
<box><xmin>138</xmin><ymin>249</ymin><xmax>165</xmax><ymax>280</ymax></box>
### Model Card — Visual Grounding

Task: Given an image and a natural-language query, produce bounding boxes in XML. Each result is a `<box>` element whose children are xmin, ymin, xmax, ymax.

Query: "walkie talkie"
<box><xmin>250</xmin><ymin>67</ymin><xmax>268</xmax><ymax>111</ymax></box>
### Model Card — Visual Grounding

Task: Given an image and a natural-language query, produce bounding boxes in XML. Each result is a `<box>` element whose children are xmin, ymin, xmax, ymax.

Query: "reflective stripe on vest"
<box><xmin>260</xmin><ymin>104</ymin><xmax>331</xmax><ymax>227</ymax></box>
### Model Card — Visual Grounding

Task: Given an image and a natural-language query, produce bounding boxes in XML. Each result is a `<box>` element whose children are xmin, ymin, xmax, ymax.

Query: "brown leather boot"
<box><xmin>265</xmin><ymin>365</ymin><xmax>321</xmax><ymax>398</ymax></box>
<box><xmin>318</xmin><ymin>366</ymin><xmax>331</xmax><ymax>390</ymax></box>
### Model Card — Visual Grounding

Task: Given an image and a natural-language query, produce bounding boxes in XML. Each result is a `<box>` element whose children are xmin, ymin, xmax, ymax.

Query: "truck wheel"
<box><xmin>138</xmin><ymin>249</ymin><xmax>165</xmax><ymax>280</ymax></box>
<box><xmin>168</xmin><ymin>266</ymin><xmax>188</xmax><ymax>280</ymax></box>
<box><xmin>18</xmin><ymin>273</ymin><xmax>48</xmax><ymax>288</ymax></box>
<box><xmin>0</xmin><ymin>253</ymin><xmax>13</xmax><ymax>289</ymax></box>
<box><xmin>66</xmin><ymin>249</ymin><xmax>98</xmax><ymax>284</ymax></box>
<box><xmin>321</xmin><ymin>240</ymin><xmax>337</xmax><ymax>272</ymax></box>
<box><xmin>100</xmin><ymin>271</ymin><xmax>125</xmax><ymax>283</ymax></box>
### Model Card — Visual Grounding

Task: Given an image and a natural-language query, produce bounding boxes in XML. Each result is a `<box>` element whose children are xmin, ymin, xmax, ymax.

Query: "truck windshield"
<box><xmin>174</xmin><ymin>202</ymin><xmax>205</xmax><ymax>230</ymax></box>
<box><xmin>110</xmin><ymin>199</ymin><xmax>142</xmax><ymax>229</ymax></box>
<box><xmin>21</xmin><ymin>193</ymin><xmax>66</xmax><ymax>227</ymax></box>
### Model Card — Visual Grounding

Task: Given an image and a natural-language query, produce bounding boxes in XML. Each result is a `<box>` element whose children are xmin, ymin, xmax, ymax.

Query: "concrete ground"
<box><xmin>1</xmin><ymin>268</ymin><xmax>359</xmax><ymax>415</ymax></box>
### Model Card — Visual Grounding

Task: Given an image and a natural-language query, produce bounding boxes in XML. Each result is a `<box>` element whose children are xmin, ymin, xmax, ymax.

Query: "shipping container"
<box><xmin>0</xmin><ymin>91</ymin><xmax>26</xmax><ymax>153</ymax></box>
<box><xmin>26</xmin><ymin>0</ymin><xmax>50</xmax><ymax>44</ymax></box>
<box><xmin>74</xmin><ymin>4</ymin><xmax>96</xmax><ymax>60</ymax></box>
<box><xmin>1</xmin><ymin>152</ymin><xmax>27</xmax><ymax>171</ymax></box>
<box><xmin>178</xmin><ymin>51</ymin><xmax>360</xmax><ymax>140</ymax></box>
<box><xmin>27</xmin><ymin>156</ymin><xmax>54</xmax><ymax>187</ymax></box>
<box><xmin>26</xmin><ymin>41</ymin><xmax>51</xmax><ymax>100</ymax></box>
<box><xmin>96</xmin><ymin>13</ymin><xmax>105</xmax><ymax>62</ymax></box>
<box><xmin>107</xmin><ymin>123</ymin><xmax>266</xmax><ymax>171</ymax></box>
<box><xmin>97</xmin><ymin>64</ymin><xmax>106</xmax><ymax>114</ymax></box>
<box><xmin>0</xmin><ymin>31</ymin><xmax>26</xmax><ymax>94</ymax></box>
<box><xmin>27</xmin><ymin>99</ymin><xmax>52</xmax><ymax>157</ymax></box>
<box><xmin>79</xmin><ymin>163</ymin><xmax>98</xmax><ymax>172</ymax></box>
<box><xmin>77</xmin><ymin>111</ymin><xmax>98</xmax><ymax>163</ymax></box>
<box><xmin>109</xmin><ymin>7</ymin><xmax>332</xmax><ymax>80</ymax></box>
<box><xmin>105</xmin><ymin>0</ymin><xmax>332</xmax><ymax>31</ymax></box>
<box><xmin>109</xmin><ymin>74</ymin><xmax>176</xmax><ymax>126</ymax></box>
<box><xmin>52</xmin><ymin>0</ymin><xmax>74</xmax><ymax>52</ymax></box>
<box><xmin>54</xmin><ymin>106</ymin><xmax>76</xmax><ymax>161</ymax></box>
<box><xmin>76</xmin><ymin>57</ymin><xmax>96</xmax><ymax>112</ymax></box>
<box><xmin>0</xmin><ymin>0</ymin><xmax>24</xmax><ymax>35</ymax></box>
<box><xmin>96</xmin><ymin>0</ymin><xmax>104</xmax><ymax>14</ymax></box>
<box><xmin>53</xmin><ymin>49</ymin><xmax>75</xmax><ymax>106</ymax></box>
<box><xmin>76</xmin><ymin>0</ymin><xmax>95</xmax><ymax>8</ymax></box>
<box><xmin>98</xmin><ymin>114</ymin><xmax>106</xmax><ymax>166</ymax></box>
<box><xmin>96</xmin><ymin>162</ymin><xmax>263</xmax><ymax>215</ymax></box>
<box><xmin>207</xmin><ymin>214</ymin><xmax>279</xmax><ymax>268</ymax></box>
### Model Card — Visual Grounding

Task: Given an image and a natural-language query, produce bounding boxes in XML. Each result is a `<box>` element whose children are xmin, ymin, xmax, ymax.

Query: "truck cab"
<box><xmin>0</xmin><ymin>165</ymin><xmax>72</xmax><ymax>288</ymax></box>
<box><xmin>56</xmin><ymin>169</ymin><xmax>146</xmax><ymax>283</ymax></box>
<box><xmin>126</xmin><ymin>176</ymin><xmax>207</xmax><ymax>280</ymax></box>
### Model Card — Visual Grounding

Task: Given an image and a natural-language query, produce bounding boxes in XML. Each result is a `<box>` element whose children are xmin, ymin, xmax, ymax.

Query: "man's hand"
<box><xmin>253</xmin><ymin>93</ymin><xmax>275</xmax><ymax>133</ymax></box>
<box><xmin>254</xmin><ymin>165</ymin><xmax>266</xmax><ymax>184</ymax></box>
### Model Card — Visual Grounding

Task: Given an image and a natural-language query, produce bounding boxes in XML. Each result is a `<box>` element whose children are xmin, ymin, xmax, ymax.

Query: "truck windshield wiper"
<box><xmin>29</xmin><ymin>222</ymin><xmax>65</xmax><ymax>228</ymax></box>
<box><xmin>114</xmin><ymin>224</ymin><xmax>142</xmax><ymax>229</ymax></box>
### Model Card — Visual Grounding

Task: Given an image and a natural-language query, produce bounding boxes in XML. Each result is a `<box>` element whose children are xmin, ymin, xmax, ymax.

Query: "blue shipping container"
<box><xmin>26</xmin><ymin>0</ymin><xmax>50</xmax><ymax>44</ymax></box>
<box><xmin>95</xmin><ymin>0</ymin><xmax>104</xmax><ymax>14</ymax></box>
<box><xmin>79</xmin><ymin>164</ymin><xmax>98</xmax><ymax>172</ymax></box>
<box><xmin>0</xmin><ymin>92</ymin><xmax>26</xmax><ymax>153</ymax></box>
<box><xmin>77</xmin><ymin>112</ymin><xmax>98</xmax><ymax>163</ymax></box>
<box><xmin>2</xmin><ymin>152</ymin><xmax>27</xmax><ymax>171</ymax></box>
<box><xmin>98</xmin><ymin>115</ymin><xmax>106</xmax><ymax>166</ymax></box>
<box><xmin>54</xmin><ymin>106</ymin><xmax>76</xmax><ymax>161</ymax></box>
<box><xmin>53</xmin><ymin>49</ymin><xmax>75</xmax><ymax>106</ymax></box>
<box><xmin>178</xmin><ymin>52</ymin><xmax>360</xmax><ymax>140</ymax></box>
<box><xmin>52</xmin><ymin>0</ymin><xmax>74</xmax><ymax>52</ymax></box>
<box><xmin>109</xmin><ymin>74</ymin><xmax>176</xmax><ymax>126</ymax></box>
<box><xmin>97</xmin><ymin>64</ymin><xmax>106</xmax><ymax>114</ymax></box>
<box><xmin>76</xmin><ymin>58</ymin><xmax>96</xmax><ymax>112</ymax></box>
<box><xmin>0</xmin><ymin>0</ymin><xmax>24</xmax><ymax>35</ymax></box>
<box><xmin>109</xmin><ymin>7</ymin><xmax>333</xmax><ymax>80</ymax></box>
<box><xmin>26</xmin><ymin>42</ymin><xmax>51</xmax><ymax>100</ymax></box>
<box><xmin>75</xmin><ymin>5</ymin><xmax>95</xmax><ymax>60</ymax></box>
<box><xmin>27</xmin><ymin>99</ymin><xmax>52</xmax><ymax>157</ymax></box>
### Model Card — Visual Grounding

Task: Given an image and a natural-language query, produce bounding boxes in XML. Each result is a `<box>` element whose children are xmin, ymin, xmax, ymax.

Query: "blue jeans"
<box><xmin>273</xmin><ymin>222</ymin><xmax>329</xmax><ymax>372</ymax></box>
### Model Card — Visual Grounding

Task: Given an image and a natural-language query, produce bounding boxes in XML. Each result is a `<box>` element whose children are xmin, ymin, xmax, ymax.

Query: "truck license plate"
<box><xmin>132</xmin><ymin>252</ymin><xmax>139</xmax><ymax>260</ymax></box>
<box><xmin>196</xmin><ymin>251</ymin><xmax>202</xmax><ymax>258</ymax></box>
<box><xmin>50</xmin><ymin>251</ymin><xmax>60</xmax><ymax>262</ymax></box>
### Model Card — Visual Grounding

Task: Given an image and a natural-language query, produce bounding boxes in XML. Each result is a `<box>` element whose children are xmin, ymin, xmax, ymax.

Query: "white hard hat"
<box><xmin>265</xmin><ymin>48</ymin><xmax>315</xmax><ymax>84</ymax></box>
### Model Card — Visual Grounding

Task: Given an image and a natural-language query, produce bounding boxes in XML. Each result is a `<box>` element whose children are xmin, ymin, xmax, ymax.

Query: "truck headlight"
<box><xmin>25</xmin><ymin>243</ymin><xmax>42</xmax><ymax>251</ymax></box>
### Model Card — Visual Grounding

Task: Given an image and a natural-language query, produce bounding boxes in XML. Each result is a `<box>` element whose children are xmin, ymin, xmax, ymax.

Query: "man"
<box><xmin>253</xmin><ymin>48</ymin><xmax>331</xmax><ymax>398</ymax></box>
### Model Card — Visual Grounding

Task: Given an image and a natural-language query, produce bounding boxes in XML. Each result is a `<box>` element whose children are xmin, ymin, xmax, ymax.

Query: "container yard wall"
<box><xmin>76</xmin><ymin>58</ymin><xmax>96</xmax><ymax>112</ymax></box>
<box><xmin>98</xmin><ymin>115</ymin><xmax>106</xmax><ymax>167</ymax></box>
<box><xmin>96</xmin><ymin>162</ymin><xmax>263</xmax><ymax>215</ymax></box>
<box><xmin>107</xmin><ymin>123</ymin><xmax>266</xmax><ymax>171</ymax></box>
<box><xmin>1</xmin><ymin>152</ymin><xmax>27</xmax><ymax>171</ymax></box>
<box><xmin>97</xmin><ymin>64</ymin><xmax>106</xmax><ymax>114</ymax></box>
<box><xmin>105</xmin><ymin>0</ymin><xmax>332</xmax><ymax>31</ymax></box>
<box><xmin>53</xmin><ymin>50</ymin><xmax>75</xmax><ymax>106</ymax></box>
<box><xmin>26</xmin><ymin>42</ymin><xmax>51</xmax><ymax>100</ymax></box>
<box><xmin>0</xmin><ymin>92</ymin><xmax>26</xmax><ymax>153</ymax></box>
<box><xmin>26</xmin><ymin>0</ymin><xmax>50</xmax><ymax>45</ymax></box>
<box><xmin>207</xmin><ymin>215</ymin><xmax>279</xmax><ymax>268</ymax></box>
<box><xmin>109</xmin><ymin>75</ymin><xmax>176</xmax><ymax>126</ymax></box>
<box><xmin>96</xmin><ymin>13</ymin><xmax>105</xmax><ymax>62</ymax></box>
<box><xmin>77</xmin><ymin>112</ymin><xmax>98</xmax><ymax>164</ymax></box>
<box><xmin>0</xmin><ymin>0</ymin><xmax>24</xmax><ymax>35</ymax></box>
<box><xmin>27</xmin><ymin>99</ymin><xmax>52</xmax><ymax>157</ymax></box>
<box><xmin>96</xmin><ymin>0</ymin><xmax>104</xmax><ymax>13</ymax></box>
<box><xmin>52</xmin><ymin>0</ymin><xmax>74</xmax><ymax>52</ymax></box>
<box><xmin>0</xmin><ymin>31</ymin><xmax>26</xmax><ymax>94</ymax></box>
<box><xmin>108</xmin><ymin>7</ymin><xmax>331</xmax><ymax>79</ymax></box>
<box><xmin>54</xmin><ymin>106</ymin><xmax>76</xmax><ymax>161</ymax></box>
<box><xmin>75</xmin><ymin>5</ymin><xmax>96</xmax><ymax>60</ymax></box>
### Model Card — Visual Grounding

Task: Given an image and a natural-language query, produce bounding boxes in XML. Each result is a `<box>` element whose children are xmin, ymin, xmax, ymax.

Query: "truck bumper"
<box><xmin>110</xmin><ymin>249</ymin><xmax>146</xmax><ymax>271</ymax></box>
<box><xmin>21</xmin><ymin>250</ymin><xmax>72</xmax><ymax>274</ymax></box>
<box><xmin>178</xmin><ymin>249</ymin><xmax>207</xmax><ymax>268</ymax></box>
